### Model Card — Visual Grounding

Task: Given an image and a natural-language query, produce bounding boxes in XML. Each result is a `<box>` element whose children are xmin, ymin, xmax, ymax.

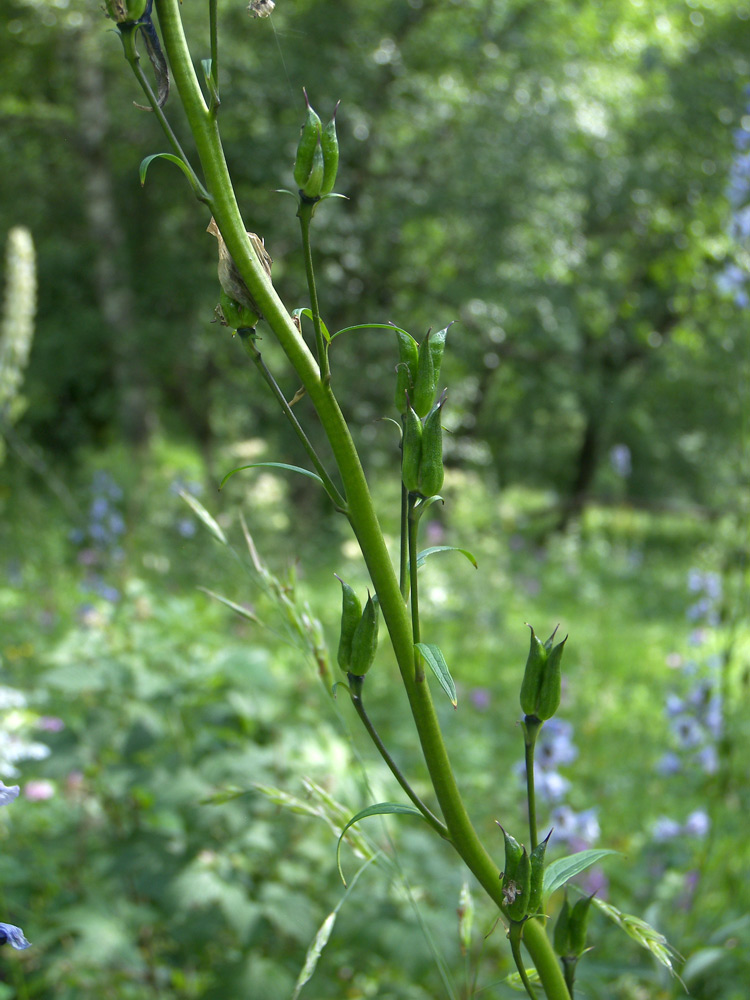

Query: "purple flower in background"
<box><xmin>550</xmin><ymin>804</ymin><xmax>600</xmax><ymax>847</ymax></box>
<box><xmin>37</xmin><ymin>717</ymin><xmax>65</xmax><ymax>733</ymax></box>
<box><xmin>609</xmin><ymin>443</ymin><xmax>632</xmax><ymax>478</ymax></box>
<box><xmin>684</xmin><ymin>809</ymin><xmax>710</xmax><ymax>838</ymax></box>
<box><xmin>656</xmin><ymin>752</ymin><xmax>682</xmax><ymax>776</ymax></box>
<box><xmin>469</xmin><ymin>687</ymin><xmax>491</xmax><ymax>711</ymax></box>
<box><xmin>0</xmin><ymin>782</ymin><xmax>20</xmax><ymax>806</ymax></box>
<box><xmin>0</xmin><ymin>923</ymin><xmax>31</xmax><ymax>950</ymax></box>
<box><xmin>652</xmin><ymin>817</ymin><xmax>682</xmax><ymax>843</ymax></box>
<box><xmin>536</xmin><ymin>719</ymin><xmax>579</xmax><ymax>769</ymax></box>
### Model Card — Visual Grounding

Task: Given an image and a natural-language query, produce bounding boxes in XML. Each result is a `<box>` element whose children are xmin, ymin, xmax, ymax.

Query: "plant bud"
<box><xmin>320</xmin><ymin>103</ymin><xmax>340</xmax><ymax>195</ymax></box>
<box><xmin>215</xmin><ymin>289</ymin><xmax>260</xmax><ymax>331</ymax></box>
<box><xmin>499</xmin><ymin>827</ymin><xmax>530</xmax><ymax>921</ymax></box>
<box><xmin>519</xmin><ymin>625</ymin><xmax>566</xmax><ymax>721</ymax></box>
<box><xmin>418</xmin><ymin>391</ymin><xmax>446</xmax><ymax>497</ymax></box>
<box><xmin>349</xmin><ymin>592</ymin><xmax>379</xmax><ymax>676</ymax></box>
<box><xmin>412</xmin><ymin>330</ymin><xmax>436</xmax><ymax>417</ymax></box>
<box><xmin>336</xmin><ymin>576</ymin><xmax>362</xmax><ymax>673</ymax></box>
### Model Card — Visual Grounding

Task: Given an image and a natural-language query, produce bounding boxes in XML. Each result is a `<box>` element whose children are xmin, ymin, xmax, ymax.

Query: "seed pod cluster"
<box><xmin>394</xmin><ymin>330</ymin><xmax>419</xmax><ymax>413</ymax></box>
<box><xmin>553</xmin><ymin>892</ymin><xmax>595</xmax><ymax>959</ymax></box>
<box><xmin>519</xmin><ymin>625</ymin><xmax>567</xmax><ymax>721</ymax></box>
<box><xmin>411</xmin><ymin>324</ymin><xmax>450</xmax><ymax>417</ymax></box>
<box><xmin>400</xmin><ymin>391</ymin><xmax>446</xmax><ymax>498</ymax></box>
<box><xmin>499</xmin><ymin>826</ymin><xmax>550</xmax><ymax>923</ymax></box>
<box><xmin>294</xmin><ymin>90</ymin><xmax>339</xmax><ymax>200</ymax></box>
<box><xmin>336</xmin><ymin>578</ymin><xmax>379</xmax><ymax>677</ymax></box>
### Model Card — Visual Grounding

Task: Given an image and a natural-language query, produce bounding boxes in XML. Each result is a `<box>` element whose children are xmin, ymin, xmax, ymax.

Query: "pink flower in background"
<box><xmin>37</xmin><ymin>717</ymin><xmax>65</xmax><ymax>732</ymax></box>
<box><xmin>24</xmin><ymin>780</ymin><xmax>55</xmax><ymax>802</ymax></box>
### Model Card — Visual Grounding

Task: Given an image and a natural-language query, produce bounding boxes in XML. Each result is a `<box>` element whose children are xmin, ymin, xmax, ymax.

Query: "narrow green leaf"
<box><xmin>201</xmin><ymin>58</ymin><xmax>219</xmax><ymax>106</ymax></box>
<box><xmin>504</xmin><ymin>967</ymin><xmax>541</xmax><ymax>992</ymax></box>
<box><xmin>543</xmin><ymin>849</ymin><xmax>620</xmax><ymax>898</ymax></box>
<box><xmin>331</xmin><ymin>322</ymin><xmax>412</xmax><ymax>341</ymax></box>
<box><xmin>292</xmin><ymin>307</ymin><xmax>331</xmax><ymax>344</ymax></box>
<box><xmin>337</xmin><ymin>802</ymin><xmax>425</xmax><ymax>885</ymax></box>
<box><xmin>198</xmin><ymin>587</ymin><xmax>261</xmax><ymax>625</ymax></box>
<box><xmin>416</xmin><ymin>545</ymin><xmax>478</xmax><ymax>570</ymax></box>
<box><xmin>415</xmin><ymin>642</ymin><xmax>457</xmax><ymax>707</ymax></box>
<box><xmin>179</xmin><ymin>490</ymin><xmax>227</xmax><ymax>545</ymax></box>
<box><xmin>202</xmin><ymin>786</ymin><xmax>248</xmax><ymax>805</ymax></box>
<box><xmin>219</xmin><ymin>462</ymin><xmax>323</xmax><ymax>490</ymax></box>
<box><xmin>139</xmin><ymin>153</ymin><xmax>207</xmax><ymax>200</ymax></box>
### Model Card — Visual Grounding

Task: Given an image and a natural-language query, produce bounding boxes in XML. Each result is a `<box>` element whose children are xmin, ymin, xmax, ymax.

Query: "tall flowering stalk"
<box><xmin>0</xmin><ymin>227</ymin><xmax>37</xmax><ymax>461</ymax></box>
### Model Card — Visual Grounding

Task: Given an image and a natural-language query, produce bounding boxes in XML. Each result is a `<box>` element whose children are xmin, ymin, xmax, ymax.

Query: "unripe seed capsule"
<box><xmin>301</xmin><ymin>136</ymin><xmax>325</xmax><ymax>200</ymax></box>
<box><xmin>535</xmin><ymin>635</ymin><xmax>566</xmax><ymax>721</ymax></box>
<box><xmin>401</xmin><ymin>400</ymin><xmax>423</xmax><ymax>493</ymax></box>
<box><xmin>568</xmin><ymin>894</ymin><xmax>595</xmax><ymax>956</ymax></box>
<box><xmin>320</xmin><ymin>102</ymin><xmax>340</xmax><ymax>196</ymax></box>
<box><xmin>505</xmin><ymin>846</ymin><xmax>531</xmax><ymax>921</ymax></box>
<box><xmin>294</xmin><ymin>89</ymin><xmax>323</xmax><ymax>190</ymax></box>
<box><xmin>336</xmin><ymin>575</ymin><xmax>362</xmax><ymax>673</ymax></box>
<box><xmin>418</xmin><ymin>391</ymin><xmax>446</xmax><ymax>497</ymax></box>
<box><xmin>527</xmin><ymin>830</ymin><xmax>551</xmax><ymax>916</ymax></box>
<box><xmin>412</xmin><ymin>330</ymin><xmax>436</xmax><ymax>417</ymax></box>
<box><xmin>394</xmin><ymin>330</ymin><xmax>419</xmax><ymax>413</ymax></box>
<box><xmin>519</xmin><ymin>626</ymin><xmax>548</xmax><ymax>717</ymax></box>
<box><xmin>554</xmin><ymin>894</ymin><xmax>572</xmax><ymax>956</ymax></box>
<box><xmin>350</xmin><ymin>592</ymin><xmax>379</xmax><ymax>676</ymax></box>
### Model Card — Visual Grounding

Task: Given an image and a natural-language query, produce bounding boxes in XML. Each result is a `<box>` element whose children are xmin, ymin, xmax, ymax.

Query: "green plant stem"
<box><xmin>237</xmin><ymin>328</ymin><xmax>346</xmax><ymax>510</ymax></box>
<box><xmin>119</xmin><ymin>24</ymin><xmax>204</xmax><ymax>197</ymax></box>
<box><xmin>407</xmin><ymin>495</ymin><xmax>422</xmax><ymax>653</ymax></box>
<box><xmin>208</xmin><ymin>0</ymin><xmax>219</xmax><ymax>111</ymax></box>
<box><xmin>561</xmin><ymin>957</ymin><xmax>576</xmax><ymax>997</ymax></box>
<box><xmin>509</xmin><ymin>921</ymin><xmax>537</xmax><ymax>1000</ymax></box>
<box><xmin>297</xmin><ymin>200</ymin><xmax>330</xmax><ymax>383</ymax></box>
<box><xmin>347</xmin><ymin>674</ymin><xmax>449</xmax><ymax>840</ymax></box>
<box><xmin>523</xmin><ymin>716</ymin><xmax>542</xmax><ymax>850</ymax></box>
<box><xmin>399</xmin><ymin>482</ymin><xmax>409</xmax><ymax>599</ymax></box>
<box><xmin>151</xmin><ymin>5</ymin><xmax>570</xmax><ymax>995</ymax></box>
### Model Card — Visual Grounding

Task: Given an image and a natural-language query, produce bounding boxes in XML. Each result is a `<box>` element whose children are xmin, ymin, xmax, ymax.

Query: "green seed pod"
<box><xmin>568</xmin><ymin>894</ymin><xmax>595</xmax><ymax>956</ymax></box>
<box><xmin>427</xmin><ymin>322</ymin><xmax>450</xmax><ymax>388</ymax></box>
<box><xmin>401</xmin><ymin>400</ymin><xmax>423</xmax><ymax>493</ymax></box>
<box><xmin>535</xmin><ymin>635</ymin><xmax>566</xmax><ymax>721</ymax></box>
<box><xmin>301</xmin><ymin>136</ymin><xmax>325</xmax><ymax>200</ymax></box>
<box><xmin>553</xmin><ymin>894</ymin><xmax>572</xmax><ymax>956</ymax></box>
<box><xmin>412</xmin><ymin>330</ymin><xmax>436</xmax><ymax>417</ymax></box>
<box><xmin>499</xmin><ymin>826</ymin><xmax>530</xmax><ymax>920</ymax></box>
<box><xmin>335</xmin><ymin>575</ymin><xmax>362</xmax><ymax>673</ymax></box>
<box><xmin>527</xmin><ymin>830</ymin><xmax>551</xmax><ymax>916</ymax></box>
<box><xmin>418</xmin><ymin>391</ymin><xmax>446</xmax><ymax>497</ymax></box>
<box><xmin>216</xmin><ymin>289</ymin><xmax>260</xmax><ymax>331</ymax></box>
<box><xmin>294</xmin><ymin>89</ymin><xmax>322</xmax><ymax>191</ymax></box>
<box><xmin>519</xmin><ymin>626</ymin><xmax>548</xmax><ymax>717</ymax></box>
<box><xmin>349</xmin><ymin>592</ymin><xmax>379</xmax><ymax>676</ymax></box>
<box><xmin>505</xmin><ymin>846</ymin><xmax>531</xmax><ymax>921</ymax></box>
<box><xmin>394</xmin><ymin>330</ymin><xmax>419</xmax><ymax>413</ymax></box>
<box><xmin>105</xmin><ymin>0</ymin><xmax>148</xmax><ymax>23</ymax></box>
<box><xmin>320</xmin><ymin>102</ymin><xmax>340</xmax><ymax>195</ymax></box>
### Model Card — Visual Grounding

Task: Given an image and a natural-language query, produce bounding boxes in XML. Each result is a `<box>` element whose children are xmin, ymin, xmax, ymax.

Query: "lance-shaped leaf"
<box><xmin>219</xmin><ymin>462</ymin><xmax>323</xmax><ymax>490</ymax></box>
<box><xmin>543</xmin><ymin>848</ymin><xmax>620</xmax><ymax>899</ymax></box>
<box><xmin>139</xmin><ymin>153</ymin><xmax>208</xmax><ymax>201</ymax></box>
<box><xmin>415</xmin><ymin>545</ymin><xmax>478</xmax><ymax>570</ymax></box>
<box><xmin>292</xmin><ymin>307</ymin><xmax>331</xmax><ymax>344</ymax></box>
<box><xmin>415</xmin><ymin>642</ymin><xmax>457</xmax><ymax>707</ymax></box>
<box><xmin>336</xmin><ymin>802</ymin><xmax>426</xmax><ymax>885</ymax></box>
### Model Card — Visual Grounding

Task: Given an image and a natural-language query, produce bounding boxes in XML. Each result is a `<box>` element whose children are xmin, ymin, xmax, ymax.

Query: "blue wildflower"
<box><xmin>0</xmin><ymin>923</ymin><xmax>30</xmax><ymax>950</ymax></box>
<box><xmin>0</xmin><ymin>782</ymin><xmax>19</xmax><ymax>806</ymax></box>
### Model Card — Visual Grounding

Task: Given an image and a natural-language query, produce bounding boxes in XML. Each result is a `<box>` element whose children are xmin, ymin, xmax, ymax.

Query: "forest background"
<box><xmin>0</xmin><ymin>0</ymin><xmax>749</xmax><ymax>998</ymax></box>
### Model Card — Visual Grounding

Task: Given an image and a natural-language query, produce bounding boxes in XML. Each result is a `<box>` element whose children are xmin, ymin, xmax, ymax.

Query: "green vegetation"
<box><xmin>1</xmin><ymin>0</ymin><xmax>749</xmax><ymax>996</ymax></box>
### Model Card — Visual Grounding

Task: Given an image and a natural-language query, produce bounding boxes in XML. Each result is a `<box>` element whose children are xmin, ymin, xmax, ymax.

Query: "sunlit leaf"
<box><xmin>219</xmin><ymin>462</ymin><xmax>323</xmax><ymax>490</ymax></box>
<box><xmin>415</xmin><ymin>545</ymin><xmax>478</xmax><ymax>570</ymax></box>
<box><xmin>415</xmin><ymin>643</ymin><xmax>457</xmax><ymax>706</ymax></box>
<box><xmin>591</xmin><ymin>896</ymin><xmax>680</xmax><ymax>975</ymax></box>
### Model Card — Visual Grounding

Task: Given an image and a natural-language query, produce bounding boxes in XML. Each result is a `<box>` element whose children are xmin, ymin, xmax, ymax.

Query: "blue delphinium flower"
<box><xmin>0</xmin><ymin>923</ymin><xmax>30</xmax><ymax>950</ymax></box>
